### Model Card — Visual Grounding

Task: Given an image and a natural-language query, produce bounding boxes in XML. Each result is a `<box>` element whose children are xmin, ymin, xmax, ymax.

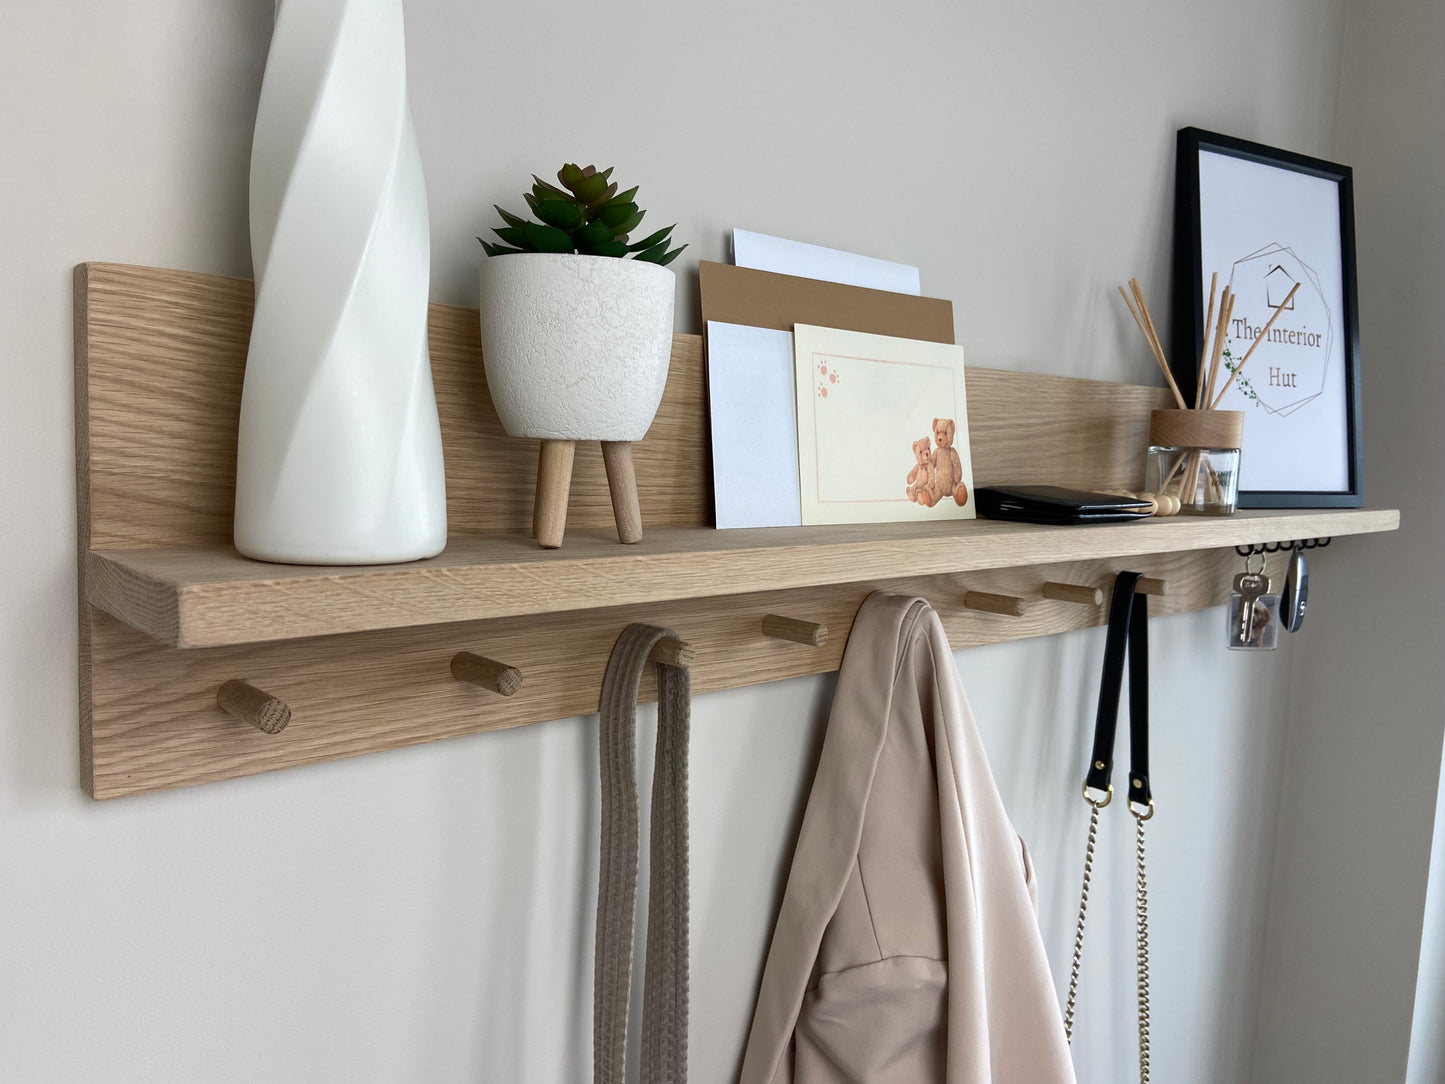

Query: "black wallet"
<box><xmin>974</xmin><ymin>486</ymin><xmax>1153</xmax><ymax>525</ymax></box>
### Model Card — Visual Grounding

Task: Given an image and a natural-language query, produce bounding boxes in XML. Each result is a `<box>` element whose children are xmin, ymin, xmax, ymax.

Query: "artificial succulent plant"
<box><xmin>479</xmin><ymin>164</ymin><xmax>686</xmax><ymax>265</ymax></box>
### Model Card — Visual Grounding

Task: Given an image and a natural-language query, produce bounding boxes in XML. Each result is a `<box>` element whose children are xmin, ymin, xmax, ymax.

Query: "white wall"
<box><xmin>0</xmin><ymin>2</ymin><xmax>1357</xmax><ymax>1081</ymax></box>
<box><xmin>1251</xmin><ymin>4</ymin><xmax>1445</xmax><ymax>1082</ymax></box>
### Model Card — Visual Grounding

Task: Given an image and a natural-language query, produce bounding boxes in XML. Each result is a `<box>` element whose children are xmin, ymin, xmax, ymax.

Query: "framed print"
<box><xmin>1171</xmin><ymin>127</ymin><xmax>1363</xmax><ymax>507</ymax></box>
<box><xmin>792</xmin><ymin>324</ymin><xmax>974</xmax><ymax>525</ymax></box>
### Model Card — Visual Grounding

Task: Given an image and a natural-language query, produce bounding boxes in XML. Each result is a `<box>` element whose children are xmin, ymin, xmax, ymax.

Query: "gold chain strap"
<box><xmin>1064</xmin><ymin>801</ymin><xmax>1100</xmax><ymax>1042</ymax></box>
<box><xmin>1133</xmin><ymin>807</ymin><xmax>1152</xmax><ymax>1084</ymax></box>
<box><xmin>1066</xmin><ymin>789</ymin><xmax>1154</xmax><ymax>1084</ymax></box>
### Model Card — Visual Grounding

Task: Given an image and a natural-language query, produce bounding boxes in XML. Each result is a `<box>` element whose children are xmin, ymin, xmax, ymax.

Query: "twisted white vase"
<box><xmin>234</xmin><ymin>0</ymin><xmax>446</xmax><ymax>564</ymax></box>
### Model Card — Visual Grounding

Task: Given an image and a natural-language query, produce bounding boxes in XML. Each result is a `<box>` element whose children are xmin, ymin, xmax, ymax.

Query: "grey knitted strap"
<box><xmin>595</xmin><ymin>624</ymin><xmax>691</xmax><ymax>1084</ymax></box>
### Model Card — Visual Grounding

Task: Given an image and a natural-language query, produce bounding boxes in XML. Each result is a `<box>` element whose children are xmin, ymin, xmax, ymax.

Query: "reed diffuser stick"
<box><xmin>1118</xmin><ymin>282</ymin><xmax>1188</xmax><ymax>409</ymax></box>
<box><xmin>1204</xmin><ymin>288</ymin><xmax>1235</xmax><ymax>407</ymax></box>
<box><xmin>1195</xmin><ymin>272</ymin><xmax>1219</xmax><ymax>409</ymax></box>
<box><xmin>1211</xmin><ymin>281</ymin><xmax>1302</xmax><ymax>408</ymax></box>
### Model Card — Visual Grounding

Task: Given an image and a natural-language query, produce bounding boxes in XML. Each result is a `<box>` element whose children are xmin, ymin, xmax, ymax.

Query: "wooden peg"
<box><xmin>1042</xmin><ymin>582</ymin><xmax>1104</xmax><ymax>606</ymax></box>
<box><xmin>601</xmin><ymin>441</ymin><xmax>643</xmax><ymax>545</ymax></box>
<box><xmin>963</xmin><ymin>591</ymin><xmax>1027</xmax><ymax>617</ymax></box>
<box><xmin>649</xmin><ymin>638</ymin><xmax>695</xmax><ymax>668</ymax></box>
<box><xmin>762</xmin><ymin>614</ymin><xmax>830</xmax><ymax>647</ymax></box>
<box><xmin>534</xmin><ymin>439</ymin><xmax>576</xmax><ymax>549</ymax></box>
<box><xmin>216</xmin><ymin>679</ymin><xmax>291</xmax><ymax>735</ymax></box>
<box><xmin>1137</xmin><ymin>577</ymin><xmax>1168</xmax><ymax>596</ymax></box>
<box><xmin>450</xmin><ymin>652</ymin><xmax>523</xmax><ymax>697</ymax></box>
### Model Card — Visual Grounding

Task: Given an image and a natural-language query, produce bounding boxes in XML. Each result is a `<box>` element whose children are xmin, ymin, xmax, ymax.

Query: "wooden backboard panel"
<box><xmin>76</xmin><ymin>262</ymin><xmax>1376</xmax><ymax>799</ymax></box>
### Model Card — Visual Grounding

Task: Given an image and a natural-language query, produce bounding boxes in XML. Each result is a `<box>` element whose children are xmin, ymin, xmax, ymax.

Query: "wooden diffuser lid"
<box><xmin>1149</xmin><ymin>409</ymin><xmax>1243</xmax><ymax>449</ymax></box>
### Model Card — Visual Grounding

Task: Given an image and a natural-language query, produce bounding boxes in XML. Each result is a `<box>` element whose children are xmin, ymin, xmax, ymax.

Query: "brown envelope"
<box><xmin>699</xmin><ymin>261</ymin><xmax>955</xmax><ymax>344</ymax></box>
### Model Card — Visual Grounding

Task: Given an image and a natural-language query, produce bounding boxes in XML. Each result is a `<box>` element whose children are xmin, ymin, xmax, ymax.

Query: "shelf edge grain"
<box><xmin>87</xmin><ymin>508</ymin><xmax>1399</xmax><ymax>648</ymax></box>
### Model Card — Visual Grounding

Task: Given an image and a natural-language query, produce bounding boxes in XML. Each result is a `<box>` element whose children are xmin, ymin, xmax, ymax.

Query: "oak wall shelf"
<box><xmin>90</xmin><ymin>510</ymin><xmax>1397</xmax><ymax>650</ymax></box>
<box><xmin>75</xmin><ymin>263</ymin><xmax>1400</xmax><ymax>800</ymax></box>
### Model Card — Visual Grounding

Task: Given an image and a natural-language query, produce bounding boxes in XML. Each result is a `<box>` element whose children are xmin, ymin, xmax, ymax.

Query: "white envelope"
<box><xmin>706</xmin><ymin>321</ymin><xmax>802</xmax><ymax>529</ymax></box>
<box><xmin>731</xmin><ymin>229</ymin><xmax>921</xmax><ymax>296</ymax></box>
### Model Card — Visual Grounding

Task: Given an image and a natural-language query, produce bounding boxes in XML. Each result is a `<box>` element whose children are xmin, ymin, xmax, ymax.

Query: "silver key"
<box><xmin>1233</xmin><ymin>571</ymin><xmax>1270</xmax><ymax>646</ymax></box>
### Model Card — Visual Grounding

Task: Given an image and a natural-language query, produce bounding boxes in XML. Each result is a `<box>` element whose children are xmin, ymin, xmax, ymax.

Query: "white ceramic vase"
<box><xmin>478</xmin><ymin>254</ymin><xmax>676</xmax><ymax>441</ymax></box>
<box><xmin>234</xmin><ymin>0</ymin><xmax>447</xmax><ymax>565</ymax></box>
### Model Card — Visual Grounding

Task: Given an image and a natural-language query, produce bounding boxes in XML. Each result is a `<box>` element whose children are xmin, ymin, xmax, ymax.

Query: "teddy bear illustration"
<box><xmin>906</xmin><ymin>436</ymin><xmax>936</xmax><ymax>505</ymax></box>
<box><xmin>928</xmin><ymin>418</ymin><xmax>969</xmax><ymax>506</ymax></box>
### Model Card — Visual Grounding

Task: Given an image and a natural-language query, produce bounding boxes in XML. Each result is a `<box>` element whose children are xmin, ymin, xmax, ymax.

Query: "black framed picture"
<box><xmin>1171</xmin><ymin>127</ymin><xmax>1363</xmax><ymax>508</ymax></box>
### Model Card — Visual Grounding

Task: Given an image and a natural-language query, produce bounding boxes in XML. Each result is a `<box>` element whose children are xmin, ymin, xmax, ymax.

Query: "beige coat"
<box><xmin>739</xmin><ymin>594</ymin><xmax>1075</xmax><ymax>1084</ymax></box>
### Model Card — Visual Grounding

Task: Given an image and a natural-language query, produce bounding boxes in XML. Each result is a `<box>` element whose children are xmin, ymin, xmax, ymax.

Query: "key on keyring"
<box><xmin>1234</xmin><ymin>572</ymin><xmax>1270</xmax><ymax>646</ymax></box>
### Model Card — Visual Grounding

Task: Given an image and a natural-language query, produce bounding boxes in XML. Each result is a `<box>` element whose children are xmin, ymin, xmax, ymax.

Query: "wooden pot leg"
<box><xmin>601</xmin><ymin>441</ymin><xmax>643</xmax><ymax>544</ymax></box>
<box><xmin>534</xmin><ymin>439</ymin><xmax>575</xmax><ymax>549</ymax></box>
<box><xmin>531</xmin><ymin>443</ymin><xmax>546</xmax><ymax>538</ymax></box>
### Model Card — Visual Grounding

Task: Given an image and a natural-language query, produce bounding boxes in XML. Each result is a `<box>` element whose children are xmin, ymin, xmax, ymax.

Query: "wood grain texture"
<box><xmin>88</xmin><ymin>509</ymin><xmax>1400</xmax><ymax>648</ymax></box>
<box><xmin>1042</xmin><ymin>582</ymin><xmax>1104</xmax><ymax>605</ymax></box>
<box><xmin>761</xmin><ymin>615</ymin><xmax>829</xmax><ymax>647</ymax></box>
<box><xmin>963</xmin><ymin>590</ymin><xmax>1027</xmax><ymax>617</ymax></box>
<box><xmin>75</xmin><ymin>262</ymin><xmax>1402</xmax><ymax>798</ymax></box>
<box><xmin>79</xmin><ymin>261</ymin><xmax>1170</xmax><ymax>556</ymax></box>
<box><xmin>216</xmin><ymin>679</ymin><xmax>291</xmax><ymax>734</ymax></box>
<box><xmin>88</xmin><ymin>548</ymin><xmax>1245</xmax><ymax>799</ymax></box>
<box><xmin>78</xmin><ymin>263</ymin><xmax>708</xmax><ymax>550</ymax></box>
<box><xmin>449</xmin><ymin>652</ymin><xmax>523</xmax><ymax>697</ymax></box>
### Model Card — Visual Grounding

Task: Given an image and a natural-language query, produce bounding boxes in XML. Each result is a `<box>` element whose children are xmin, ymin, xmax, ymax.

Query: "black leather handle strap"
<box><xmin>1127</xmin><ymin>591</ymin><xmax>1151</xmax><ymax>807</ymax></box>
<box><xmin>1084</xmin><ymin>571</ymin><xmax>1151</xmax><ymax>807</ymax></box>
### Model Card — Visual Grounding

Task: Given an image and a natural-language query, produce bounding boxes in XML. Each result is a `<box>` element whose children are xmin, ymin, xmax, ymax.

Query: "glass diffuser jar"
<box><xmin>1144</xmin><ymin>409</ymin><xmax>1244</xmax><ymax>515</ymax></box>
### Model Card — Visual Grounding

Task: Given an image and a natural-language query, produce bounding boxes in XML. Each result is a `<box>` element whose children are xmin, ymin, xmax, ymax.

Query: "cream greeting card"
<box><xmin>793</xmin><ymin>324</ymin><xmax>974</xmax><ymax>525</ymax></box>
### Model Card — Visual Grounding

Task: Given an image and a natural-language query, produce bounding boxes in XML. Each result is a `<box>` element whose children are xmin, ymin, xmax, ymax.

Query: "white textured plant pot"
<box><xmin>234</xmin><ymin>0</ymin><xmax>447</xmax><ymax>565</ymax></box>
<box><xmin>478</xmin><ymin>254</ymin><xmax>676</xmax><ymax>441</ymax></box>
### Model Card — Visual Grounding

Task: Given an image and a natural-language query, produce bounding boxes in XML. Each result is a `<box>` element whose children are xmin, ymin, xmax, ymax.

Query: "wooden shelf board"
<box><xmin>88</xmin><ymin>508</ymin><xmax>1399</xmax><ymax>649</ymax></box>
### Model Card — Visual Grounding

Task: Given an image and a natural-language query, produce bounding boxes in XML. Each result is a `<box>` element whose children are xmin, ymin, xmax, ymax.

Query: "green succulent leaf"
<box><xmin>582</xmin><ymin>239</ymin><xmax>629</xmax><ymax>258</ymax></box>
<box><xmin>590</xmin><ymin>181</ymin><xmax>619</xmax><ymax>208</ymax></box>
<box><xmin>611</xmin><ymin>210</ymin><xmax>644</xmax><ymax>237</ymax></box>
<box><xmin>494</xmin><ymin>205</ymin><xmax>531</xmax><ymax>230</ymax></box>
<box><xmin>572</xmin><ymin>172</ymin><xmax>610</xmax><ymax>204</ymax></box>
<box><xmin>522</xmin><ymin>222</ymin><xmax>576</xmax><ymax>253</ymax></box>
<box><xmin>558</xmin><ymin>163</ymin><xmax>585</xmax><ymax>190</ymax></box>
<box><xmin>492</xmin><ymin>226</ymin><xmax>533</xmax><ymax>249</ymax></box>
<box><xmin>490</xmin><ymin>165</ymin><xmax>684</xmax><ymax>262</ymax></box>
<box><xmin>598</xmin><ymin>202</ymin><xmax>638</xmax><ymax>229</ymax></box>
<box><xmin>574</xmin><ymin>220</ymin><xmax>614</xmax><ymax>247</ymax></box>
<box><xmin>627</xmin><ymin>226</ymin><xmax>674</xmax><ymax>252</ymax></box>
<box><xmin>532</xmin><ymin>176</ymin><xmax>572</xmax><ymax>201</ymax></box>
<box><xmin>534</xmin><ymin>199</ymin><xmax>583</xmax><ymax>230</ymax></box>
<box><xmin>633</xmin><ymin>240</ymin><xmax>670</xmax><ymax>263</ymax></box>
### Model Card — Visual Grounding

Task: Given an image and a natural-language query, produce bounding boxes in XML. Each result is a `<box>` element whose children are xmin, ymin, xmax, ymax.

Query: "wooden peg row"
<box><xmin>963</xmin><ymin>591</ymin><xmax>1027</xmax><ymax>617</ymax></box>
<box><xmin>649</xmin><ymin>638</ymin><xmax>696</xmax><ymax>668</ymax></box>
<box><xmin>1042</xmin><ymin>581</ymin><xmax>1104</xmax><ymax>606</ymax></box>
<box><xmin>1137</xmin><ymin>577</ymin><xmax>1168</xmax><ymax>597</ymax></box>
<box><xmin>762</xmin><ymin>614</ymin><xmax>830</xmax><ymax>647</ymax></box>
<box><xmin>216</xmin><ymin>679</ymin><xmax>291</xmax><ymax>735</ymax></box>
<box><xmin>451</xmin><ymin>652</ymin><xmax>523</xmax><ymax>697</ymax></box>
